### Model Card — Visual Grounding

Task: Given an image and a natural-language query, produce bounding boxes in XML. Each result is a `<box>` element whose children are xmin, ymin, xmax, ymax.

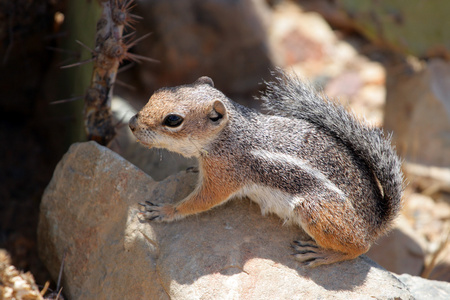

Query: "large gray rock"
<box><xmin>38</xmin><ymin>142</ymin><xmax>415</xmax><ymax>299</ymax></box>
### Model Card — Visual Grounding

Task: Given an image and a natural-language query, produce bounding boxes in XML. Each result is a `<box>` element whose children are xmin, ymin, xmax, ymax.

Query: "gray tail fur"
<box><xmin>260</xmin><ymin>70</ymin><xmax>404</xmax><ymax>228</ymax></box>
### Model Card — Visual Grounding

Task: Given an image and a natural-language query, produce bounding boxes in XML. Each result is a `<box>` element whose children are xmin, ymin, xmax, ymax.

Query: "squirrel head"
<box><xmin>129</xmin><ymin>77</ymin><xmax>229</xmax><ymax>158</ymax></box>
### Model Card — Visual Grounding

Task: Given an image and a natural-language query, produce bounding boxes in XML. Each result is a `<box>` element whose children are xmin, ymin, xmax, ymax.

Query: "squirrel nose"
<box><xmin>129</xmin><ymin>114</ymin><xmax>138</xmax><ymax>131</ymax></box>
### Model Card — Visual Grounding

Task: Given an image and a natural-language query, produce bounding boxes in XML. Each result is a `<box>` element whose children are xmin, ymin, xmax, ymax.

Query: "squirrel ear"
<box><xmin>195</xmin><ymin>76</ymin><xmax>214</xmax><ymax>87</ymax></box>
<box><xmin>209</xmin><ymin>100</ymin><xmax>226</xmax><ymax>122</ymax></box>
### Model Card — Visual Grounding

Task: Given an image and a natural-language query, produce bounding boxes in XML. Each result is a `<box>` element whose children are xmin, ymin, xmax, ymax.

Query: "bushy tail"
<box><xmin>260</xmin><ymin>71</ymin><xmax>404</xmax><ymax>227</ymax></box>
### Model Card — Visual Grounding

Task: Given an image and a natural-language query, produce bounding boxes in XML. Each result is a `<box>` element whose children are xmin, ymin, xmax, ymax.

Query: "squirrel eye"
<box><xmin>163</xmin><ymin>114</ymin><xmax>184</xmax><ymax>127</ymax></box>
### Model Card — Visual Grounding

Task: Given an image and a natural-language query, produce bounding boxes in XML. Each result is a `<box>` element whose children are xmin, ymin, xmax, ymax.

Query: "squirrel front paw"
<box><xmin>139</xmin><ymin>201</ymin><xmax>177</xmax><ymax>222</ymax></box>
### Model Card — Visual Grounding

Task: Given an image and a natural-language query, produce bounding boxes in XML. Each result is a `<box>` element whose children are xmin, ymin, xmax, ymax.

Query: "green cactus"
<box><xmin>337</xmin><ymin>0</ymin><xmax>450</xmax><ymax>58</ymax></box>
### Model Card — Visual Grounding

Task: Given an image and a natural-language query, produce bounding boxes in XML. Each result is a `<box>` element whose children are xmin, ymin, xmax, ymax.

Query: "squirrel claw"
<box><xmin>292</xmin><ymin>239</ymin><xmax>355</xmax><ymax>267</ymax></box>
<box><xmin>139</xmin><ymin>201</ymin><xmax>177</xmax><ymax>222</ymax></box>
<box><xmin>293</xmin><ymin>240</ymin><xmax>318</xmax><ymax>248</ymax></box>
<box><xmin>291</xmin><ymin>239</ymin><xmax>324</xmax><ymax>267</ymax></box>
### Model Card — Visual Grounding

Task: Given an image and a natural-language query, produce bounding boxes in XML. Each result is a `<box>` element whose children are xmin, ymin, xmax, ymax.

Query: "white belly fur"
<box><xmin>234</xmin><ymin>184</ymin><xmax>304</xmax><ymax>227</ymax></box>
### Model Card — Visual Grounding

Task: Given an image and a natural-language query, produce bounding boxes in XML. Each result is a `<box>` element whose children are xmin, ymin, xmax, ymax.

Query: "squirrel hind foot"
<box><xmin>291</xmin><ymin>240</ymin><xmax>365</xmax><ymax>267</ymax></box>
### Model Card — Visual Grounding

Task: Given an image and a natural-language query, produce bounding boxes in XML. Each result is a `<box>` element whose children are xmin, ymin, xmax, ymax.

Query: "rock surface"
<box><xmin>37</xmin><ymin>142</ymin><xmax>417</xmax><ymax>299</ymax></box>
<box><xmin>366</xmin><ymin>215</ymin><xmax>426</xmax><ymax>276</ymax></box>
<box><xmin>396</xmin><ymin>274</ymin><xmax>450</xmax><ymax>300</ymax></box>
<box><xmin>128</xmin><ymin>0</ymin><xmax>272</xmax><ymax>95</ymax></box>
<box><xmin>384</xmin><ymin>58</ymin><xmax>450</xmax><ymax>167</ymax></box>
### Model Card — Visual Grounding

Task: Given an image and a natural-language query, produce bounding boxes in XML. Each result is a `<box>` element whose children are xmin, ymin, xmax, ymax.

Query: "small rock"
<box><xmin>268</xmin><ymin>1</ymin><xmax>338</xmax><ymax>75</ymax></box>
<box><xmin>325</xmin><ymin>71</ymin><xmax>362</xmax><ymax>98</ymax></box>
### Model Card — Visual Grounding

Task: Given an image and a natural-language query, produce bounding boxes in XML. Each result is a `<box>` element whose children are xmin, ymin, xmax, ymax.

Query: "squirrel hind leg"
<box><xmin>291</xmin><ymin>239</ymin><xmax>368</xmax><ymax>267</ymax></box>
<box><xmin>292</xmin><ymin>198</ymin><xmax>372</xmax><ymax>267</ymax></box>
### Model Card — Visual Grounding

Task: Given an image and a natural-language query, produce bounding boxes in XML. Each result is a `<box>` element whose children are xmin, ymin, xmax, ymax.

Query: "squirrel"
<box><xmin>128</xmin><ymin>71</ymin><xmax>404</xmax><ymax>267</ymax></box>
